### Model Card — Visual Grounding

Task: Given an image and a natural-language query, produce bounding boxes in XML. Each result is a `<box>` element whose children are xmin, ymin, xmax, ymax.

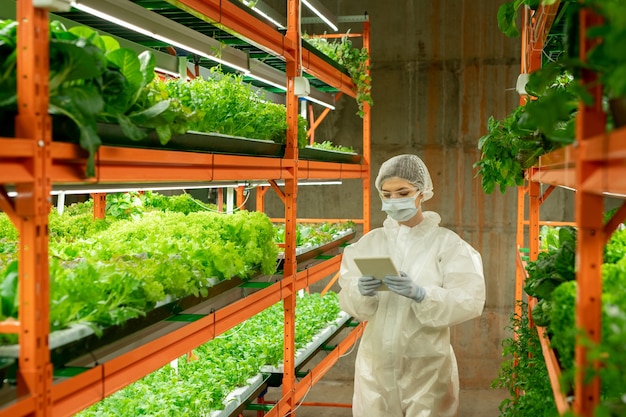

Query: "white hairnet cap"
<box><xmin>374</xmin><ymin>154</ymin><xmax>434</xmax><ymax>201</ymax></box>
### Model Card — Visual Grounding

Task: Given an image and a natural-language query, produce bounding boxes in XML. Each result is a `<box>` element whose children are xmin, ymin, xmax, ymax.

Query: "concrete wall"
<box><xmin>260</xmin><ymin>0</ymin><xmax>527</xmax><ymax>391</ymax></box>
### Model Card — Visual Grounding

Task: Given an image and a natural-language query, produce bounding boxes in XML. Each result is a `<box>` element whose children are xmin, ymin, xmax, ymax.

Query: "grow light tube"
<box><xmin>5</xmin><ymin>182</ymin><xmax>243</xmax><ymax>197</ymax></box>
<box><xmin>71</xmin><ymin>0</ymin><xmax>250</xmax><ymax>75</ymax></box>
<box><xmin>252</xmin><ymin>180</ymin><xmax>343</xmax><ymax>187</ymax></box>
<box><xmin>302</xmin><ymin>95</ymin><xmax>336</xmax><ymax>110</ymax></box>
<box><xmin>247</xmin><ymin>62</ymin><xmax>336</xmax><ymax>110</ymax></box>
<box><xmin>301</xmin><ymin>0</ymin><xmax>339</xmax><ymax>32</ymax></box>
<box><xmin>250</xmin><ymin>0</ymin><xmax>287</xmax><ymax>30</ymax></box>
<box><xmin>150</xmin><ymin>33</ymin><xmax>250</xmax><ymax>75</ymax></box>
<box><xmin>246</xmin><ymin>73</ymin><xmax>287</xmax><ymax>91</ymax></box>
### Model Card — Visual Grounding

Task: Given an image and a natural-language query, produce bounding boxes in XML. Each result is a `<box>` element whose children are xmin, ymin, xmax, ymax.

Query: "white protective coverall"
<box><xmin>339</xmin><ymin>211</ymin><xmax>485</xmax><ymax>417</ymax></box>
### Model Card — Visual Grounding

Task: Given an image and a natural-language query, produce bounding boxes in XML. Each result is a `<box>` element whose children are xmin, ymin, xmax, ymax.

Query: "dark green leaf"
<box><xmin>49</xmin><ymin>84</ymin><xmax>104</xmax><ymax>177</ymax></box>
<box><xmin>117</xmin><ymin>113</ymin><xmax>147</xmax><ymax>142</ymax></box>
<box><xmin>497</xmin><ymin>2</ymin><xmax>520</xmax><ymax>38</ymax></box>
<box><xmin>1</xmin><ymin>260</ymin><xmax>18</xmax><ymax>318</ymax></box>
<box><xmin>106</xmin><ymin>48</ymin><xmax>143</xmax><ymax>93</ymax></box>
<box><xmin>128</xmin><ymin>100</ymin><xmax>170</xmax><ymax>125</ymax></box>
<box><xmin>49</xmin><ymin>38</ymin><xmax>106</xmax><ymax>90</ymax></box>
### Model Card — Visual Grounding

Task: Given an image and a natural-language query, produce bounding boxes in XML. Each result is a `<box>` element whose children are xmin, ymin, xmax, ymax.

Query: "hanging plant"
<box><xmin>303</xmin><ymin>32</ymin><xmax>373</xmax><ymax>117</ymax></box>
<box><xmin>474</xmin><ymin>62</ymin><xmax>581</xmax><ymax>194</ymax></box>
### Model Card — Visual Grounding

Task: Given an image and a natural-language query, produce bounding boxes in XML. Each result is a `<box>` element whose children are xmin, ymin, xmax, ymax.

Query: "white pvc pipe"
<box><xmin>226</xmin><ymin>187</ymin><xmax>235</xmax><ymax>214</ymax></box>
<box><xmin>57</xmin><ymin>192</ymin><xmax>65</xmax><ymax>215</ymax></box>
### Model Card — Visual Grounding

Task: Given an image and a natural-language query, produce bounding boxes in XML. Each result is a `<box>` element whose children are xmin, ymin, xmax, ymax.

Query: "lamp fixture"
<box><xmin>247</xmin><ymin>60</ymin><xmax>336</xmax><ymax>109</ymax></box>
<box><xmin>71</xmin><ymin>0</ymin><xmax>251</xmax><ymax>74</ymax></box>
<box><xmin>301</xmin><ymin>0</ymin><xmax>339</xmax><ymax>32</ymax></box>
<box><xmin>246</xmin><ymin>74</ymin><xmax>287</xmax><ymax>91</ymax></box>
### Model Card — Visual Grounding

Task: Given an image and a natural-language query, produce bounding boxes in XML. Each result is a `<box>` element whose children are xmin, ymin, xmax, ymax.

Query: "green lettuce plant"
<box><xmin>159</xmin><ymin>70</ymin><xmax>307</xmax><ymax>147</ymax></box>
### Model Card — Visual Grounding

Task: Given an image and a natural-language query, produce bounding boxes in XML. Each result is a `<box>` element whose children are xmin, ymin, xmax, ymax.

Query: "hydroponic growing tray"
<box><xmin>278</xmin><ymin>228</ymin><xmax>356</xmax><ymax>264</ymax></box>
<box><xmin>299</xmin><ymin>146</ymin><xmax>361</xmax><ymax>164</ymax></box>
<box><xmin>52</xmin><ymin>119</ymin><xmax>286</xmax><ymax>158</ymax></box>
<box><xmin>0</xmin><ymin>276</ymin><xmax>246</xmax><ymax>367</ymax></box>
<box><xmin>0</xmin><ymin>234</ymin><xmax>352</xmax><ymax>372</ymax></box>
<box><xmin>212</xmin><ymin>312</ymin><xmax>353</xmax><ymax>415</ymax></box>
<box><xmin>262</xmin><ymin>311</ymin><xmax>353</xmax><ymax>387</ymax></box>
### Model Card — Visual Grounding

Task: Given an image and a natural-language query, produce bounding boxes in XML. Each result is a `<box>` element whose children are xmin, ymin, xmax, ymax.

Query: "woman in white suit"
<box><xmin>339</xmin><ymin>154</ymin><xmax>486</xmax><ymax>417</ymax></box>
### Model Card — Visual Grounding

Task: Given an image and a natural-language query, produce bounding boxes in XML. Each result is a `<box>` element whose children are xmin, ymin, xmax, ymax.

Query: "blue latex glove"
<box><xmin>357</xmin><ymin>276</ymin><xmax>381</xmax><ymax>296</ymax></box>
<box><xmin>383</xmin><ymin>271</ymin><xmax>426</xmax><ymax>302</ymax></box>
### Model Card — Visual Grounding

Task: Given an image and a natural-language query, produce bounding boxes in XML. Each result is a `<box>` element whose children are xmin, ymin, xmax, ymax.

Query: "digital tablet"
<box><xmin>353</xmin><ymin>257</ymin><xmax>400</xmax><ymax>291</ymax></box>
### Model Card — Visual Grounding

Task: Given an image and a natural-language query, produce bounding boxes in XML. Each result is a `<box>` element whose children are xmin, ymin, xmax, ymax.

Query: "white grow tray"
<box><xmin>0</xmin><ymin>284</ymin><xmax>224</xmax><ymax>358</ymax></box>
<box><xmin>277</xmin><ymin>228</ymin><xmax>354</xmax><ymax>258</ymax></box>
<box><xmin>260</xmin><ymin>311</ymin><xmax>351</xmax><ymax>373</ymax></box>
<box><xmin>209</xmin><ymin>373</ymin><xmax>265</xmax><ymax>417</ymax></box>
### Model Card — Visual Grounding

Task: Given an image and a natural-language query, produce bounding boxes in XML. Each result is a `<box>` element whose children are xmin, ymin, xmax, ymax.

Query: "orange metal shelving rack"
<box><xmin>516</xmin><ymin>4</ymin><xmax>626</xmax><ymax>416</ymax></box>
<box><xmin>0</xmin><ymin>1</ymin><xmax>371</xmax><ymax>416</ymax></box>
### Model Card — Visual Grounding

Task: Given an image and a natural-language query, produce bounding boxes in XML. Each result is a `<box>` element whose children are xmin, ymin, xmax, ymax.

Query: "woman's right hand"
<box><xmin>357</xmin><ymin>276</ymin><xmax>381</xmax><ymax>296</ymax></box>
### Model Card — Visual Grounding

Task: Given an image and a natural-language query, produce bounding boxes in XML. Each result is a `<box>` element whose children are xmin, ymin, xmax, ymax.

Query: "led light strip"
<box><xmin>302</xmin><ymin>95</ymin><xmax>336</xmax><ymax>110</ymax></box>
<box><xmin>301</xmin><ymin>0</ymin><xmax>338</xmax><ymax>32</ymax></box>
<box><xmin>71</xmin><ymin>1</ymin><xmax>250</xmax><ymax>74</ymax></box>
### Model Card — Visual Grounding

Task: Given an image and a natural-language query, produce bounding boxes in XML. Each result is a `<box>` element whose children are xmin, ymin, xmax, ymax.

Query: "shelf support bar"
<box><xmin>539</xmin><ymin>185</ymin><xmax>555</xmax><ymax>205</ymax></box>
<box><xmin>306</xmin><ymin>94</ymin><xmax>342</xmax><ymax>143</ymax></box>
<box><xmin>604</xmin><ymin>201</ymin><xmax>626</xmax><ymax>242</ymax></box>
<box><xmin>268</xmin><ymin>180</ymin><xmax>286</xmax><ymax>203</ymax></box>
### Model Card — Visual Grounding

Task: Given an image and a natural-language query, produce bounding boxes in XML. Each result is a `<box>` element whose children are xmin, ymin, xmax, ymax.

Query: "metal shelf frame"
<box><xmin>0</xmin><ymin>1</ymin><xmax>372</xmax><ymax>416</ymax></box>
<box><xmin>516</xmin><ymin>4</ymin><xmax>626</xmax><ymax>416</ymax></box>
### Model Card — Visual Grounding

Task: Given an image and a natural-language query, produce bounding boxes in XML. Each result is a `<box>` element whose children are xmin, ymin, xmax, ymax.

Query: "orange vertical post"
<box><xmin>282</xmin><ymin>0</ymin><xmax>302</xmax><ymax>413</ymax></box>
<box><xmin>528</xmin><ymin>181</ymin><xmax>540</xmax><ymax>264</ymax></box>
<box><xmin>574</xmin><ymin>9</ymin><xmax>606</xmax><ymax>417</ymax></box>
<box><xmin>217</xmin><ymin>188</ymin><xmax>224</xmax><ymax>212</ymax></box>
<box><xmin>236</xmin><ymin>185</ymin><xmax>246</xmax><ymax>210</ymax></box>
<box><xmin>14</xmin><ymin>1</ymin><xmax>53</xmax><ymax>415</ymax></box>
<box><xmin>516</xmin><ymin>8</ymin><xmax>530</xmax><ymax>322</ymax></box>
<box><xmin>515</xmin><ymin>185</ymin><xmax>526</xmax><ymax>319</ymax></box>
<box><xmin>362</xmin><ymin>16</ymin><xmax>372</xmax><ymax>234</ymax></box>
<box><xmin>518</xmin><ymin>4</ymin><xmax>545</xmax><ymax>321</ymax></box>
<box><xmin>92</xmin><ymin>193</ymin><xmax>107</xmax><ymax>219</ymax></box>
<box><xmin>256</xmin><ymin>186</ymin><xmax>268</xmax><ymax>212</ymax></box>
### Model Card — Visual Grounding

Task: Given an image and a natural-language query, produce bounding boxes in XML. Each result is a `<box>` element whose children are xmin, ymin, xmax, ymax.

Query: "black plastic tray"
<box><xmin>298</xmin><ymin>146</ymin><xmax>361</xmax><ymax>164</ymax></box>
<box><xmin>52</xmin><ymin>119</ymin><xmax>286</xmax><ymax>158</ymax></box>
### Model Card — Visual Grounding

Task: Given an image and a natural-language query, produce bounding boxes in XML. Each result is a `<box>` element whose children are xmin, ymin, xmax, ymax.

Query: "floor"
<box><xmin>242</xmin><ymin>380</ymin><xmax>508</xmax><ymax>416</ymax></box>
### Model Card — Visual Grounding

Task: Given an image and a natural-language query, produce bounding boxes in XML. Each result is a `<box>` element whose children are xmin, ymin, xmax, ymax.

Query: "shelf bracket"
<box><xmin>306</xmin><ymin>92</ymin><xmax>342</xmax><ymax>143</ymax></box>
<box><xmin>539</xmin><ymin>185</ymin><xmax>555</xmax><ymax>205</ymax></box>
<box><xmin>603</xmin><ymin>201</ymin><xmax>626</xmax><ymax>243</ymax></box>
<box><xmin>268</xmin><ymin>180</ymin><xmax>286</xmax><ymax>203</ymax></box>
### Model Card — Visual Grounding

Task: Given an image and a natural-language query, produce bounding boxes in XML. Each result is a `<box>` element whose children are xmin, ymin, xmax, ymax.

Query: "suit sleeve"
<box><xmin>411</xmin><ymin>236</ymin><xmax>485</xmax><ymax>328</ymax></box>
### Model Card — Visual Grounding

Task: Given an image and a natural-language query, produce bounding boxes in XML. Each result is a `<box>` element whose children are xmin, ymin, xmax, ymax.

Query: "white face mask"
<box><xmin>381</xmin><ymin>193</ymin><xmax>420</xmax><ymax>222</ymax></box>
